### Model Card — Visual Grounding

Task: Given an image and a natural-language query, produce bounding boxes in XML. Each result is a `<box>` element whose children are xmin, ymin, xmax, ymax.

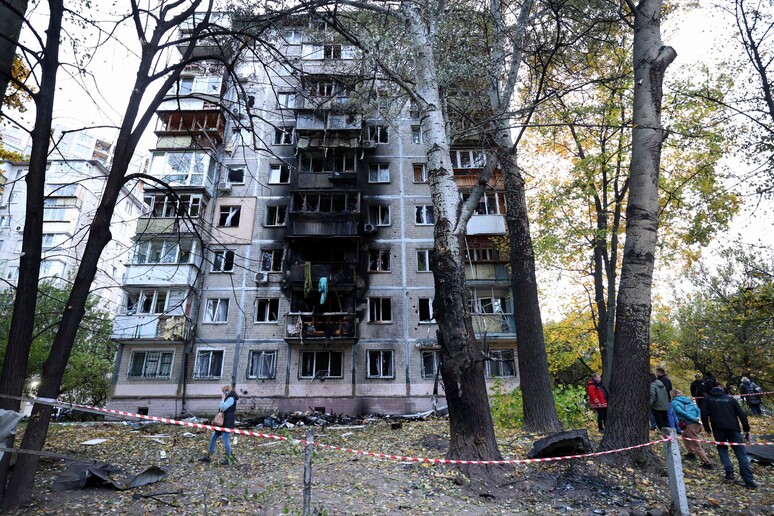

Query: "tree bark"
<box><xmin>0</xmin><ymin>0</ymin><xmax>61</xmax><ymax>503</ymax></box>
<box><xmin>600</xmin><ymin>0</ymin><xmax>676</xmax><ymax>455</ymax></box>
<box><xmin>0</xmin><ymin>0</ymin><xmax>28</xmax><ymax>106</ymax></box>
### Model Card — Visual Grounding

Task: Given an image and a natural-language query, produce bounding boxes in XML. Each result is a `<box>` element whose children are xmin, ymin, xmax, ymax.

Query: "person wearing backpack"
<box><xmin>739</xmin><ymin>377</ymin><xmax>763</xmax><ymax>415</ymax></box>
<box><xmin>670</xmin><ymin>389</ymin><xmax>713</xmax><ymax>469</ymax></box>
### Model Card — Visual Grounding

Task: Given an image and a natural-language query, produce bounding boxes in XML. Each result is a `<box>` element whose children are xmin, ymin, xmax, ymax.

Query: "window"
<box><xmin>134</xmin><ymin>240</ymin><xmax>193</xmax><ymax>264</ymax></box>
<box><xmin>143</xmin><ymin>194</ymin><xmax>204</xmax><ymax>218</ymax></box>
<box><xmin>367</xmin><ymin>125</ymin><xmax>389</xmax><ymax>144</ymax></box>
<box><xmin>417</xmin><ymin>249</ymin><xmax>431</xmax><ymax>272</ymax></box>
<box><xmin>283</xmin><ymin>29</ymin><xmax>302</xmax><ymax>44</ymax></box>
<box><xmin>269</xmin><ymin>164</ymin><xmax>291</xmax><ymax>184</ymax></box>
<box><xmin>194</xmin><ymin>349</ymin><xmax>224</xmax><ymax>379</ymax></box>
<box><xmin>149</xmin><ymin>151</ymin><xmax>213</xmax><ymax>187</ymax></box>
<box><xmin>413</xmin><ymin>163</ymin><xmax>428</xmax><ymax>183</ymax></box>
<box><xmin>324</xmin><ymin>44</ymin><xmax>342</xmax><ymax>59</ymax></box>
<box><xmin>466</xmin><ymin>246</ymin><xmax>501</xmax><ymax>262</ymax></box>
<box><xmin>227</xmin><ymin>167</ymin><xmax>245</xmax><ymax>184</ymax></box>
<box><xmin>411</xmin><ymin>126</ymin><xmax>422</xmax><ymax>144</ymax></box>
<box><xmin>300</xmin><ymin>350</ymin><xmax>343</xmax><ymax>379</ymax></box>
<box><xmin>368</xmin><ymin>249</ymin><xmax>391</xmax><ymax>272</ymax></box>
<box><xmin>211</xmin><ymin>250</ymin><xmax>235</xmax><ymax>272</ymax></box>
<box><xmin>277</xmin><ymin>92</ymin><xmax>296</xmax><ymax>108</ymax></box>
<box><xmin>260</xmin><ymin>250</ymin><xmax>283</xmax><ymax>272</ymax></box>
<box><xmin>255</xmin><ymin>298</ymin><xmax>280</xmax><ymax>323</ymax></box>
<box><xmin>274</xmin><ymin>126</ymin><xmax>294</xmax><ymax>145</ymax></box>
<box><xmin>484</xmin><ymin>349</ymin><xmax>516</xmax><ymax>378</ymax></box>
<box><xmin>418</xmin><ymin>298</ymin><xmax>435</xmax><ymax>323</ymax></box>
<box><xmin>453</xmin><ymin>150</ymin><xmax>486</xmax><ymax>169</ymax></box>
<box><xmin>135</xmin><ymin>290</ymin><xmax>168</xmax><ymax>314</ymax></box>
<box><xmin>14</xmin><ymin>240</ymin><xmax>22</xmax><ymax>253</ymax></box>
<box><xmin>42</xmin><ymin>233</ymin><xmax>66</xmax><ymax>249</ymax></box>
<box><xmin>368</xmin><ymin>163</ymin><xmax>390</xmax><ymax>183</ymax></box>
<box><xmin>368</xmin><ymin>204</ymin><xmax>391</xmax><ymax>226</ymax></box>
<box><xmin>421</xmin><ymin>350</ymin><xmax>440</xmax><ymax>378</ymax></box>
<box><xmin>247</xmin><ymin>350</ymin><xmax>277</xmax><ymax>379</ymax></box>
<box><xmin>5</xmin><ymin>265</ymin><xmax>19</xmax><ymax>280</ymax></box>
<box><xmin>0</xmin><ymin>216</ymin><xmax>9</xmax><ymax>228</ymax></box>
<box><xmin>40</xmin><ymin>259</ymin><xmax>65</xmax><ymax>278</ymax></box>
<box><xmin>368</xmin><ymin>297</ymin><xmax>392</xmax><ymax>323</ymax></box>
<box><xmin>415</xmin><ymin>205</ymin><xmax>434</xmax><ymax>225</ymax></box>
<box><xmin>43</xmin><ymin>207</ymin><xmax>67</xmax><ymax>221</ymax></box>
<box><xmin>409</xmin><ymin>100</ymin><xmax>420</xmax><ymax>118</ymax></box>
<box><xmin>218</xmin><ymin>206</ymin><xmax>241</xmax><ymax>227</ymax></box>
<box><xmin>204</xmin><ymin>298</ymin><xmax>229</xmax><ymax>323</ymax></box>
<box><xmin>367</xmin><ymin>350</ymin><xmax>394</xmax><ymax>379</ymax></box>
<box><xmin>128</xmin><ymin>351</ymin><xmax>173</xmax><ymax>378</ymax></box>
<box><xmin>464</xmin><ymin>192</ymin><xmax>504</xmax><ymax>215</ymax></box>
<box><xmin>266</xmin><ymin>205</ymin><xmax>287</xmax><ymax>226</ymax></box>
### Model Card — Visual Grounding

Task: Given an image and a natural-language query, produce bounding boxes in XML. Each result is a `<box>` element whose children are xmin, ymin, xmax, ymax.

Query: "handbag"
<box><xmin>212</xmin><ymin>411</ymin><xmax>224</xmax><ymax>426</ymax></box>
<box><xmin>679</xmin><ymin>420</ymin><xmax>687</xmax><ymax>430</ymax></box>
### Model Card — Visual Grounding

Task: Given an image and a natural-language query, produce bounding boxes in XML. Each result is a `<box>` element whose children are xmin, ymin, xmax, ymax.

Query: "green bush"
<box><xmin>489</xmin><ymin>381</ymin><xmax>591</xmax><ymax>430</ymax></box>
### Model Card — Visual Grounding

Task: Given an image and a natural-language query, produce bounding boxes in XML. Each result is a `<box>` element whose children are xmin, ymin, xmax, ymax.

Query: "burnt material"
<box><xmin>527</xmin><ymin>429</ymin><xmax>592</xmax><ymax>459</ymax></box>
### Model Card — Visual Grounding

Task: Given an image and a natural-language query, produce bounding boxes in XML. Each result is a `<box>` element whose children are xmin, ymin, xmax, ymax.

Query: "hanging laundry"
<box><xmin>304</xmin><ymin>261</ymin><xmax>312</xmax><ymax>297</ymax></box>
<box><xmin>318</xmin><ymin>276</ymin><xmax>328</xmax><ymax>304</ymax></box>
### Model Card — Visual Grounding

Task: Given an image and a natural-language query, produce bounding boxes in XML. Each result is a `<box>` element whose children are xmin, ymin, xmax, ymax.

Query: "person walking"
<box><xmin>586</xmin><ymin>372</ymin><xmax>608</xmax><ymax>432</ymax></box>
<box><xmin>650</xmin><ymin>373</ymin><xmax>670</xmax><ymax>433</ymax></box>
<box><xmin>739</xmin><ymin>377</ymin><xmax>763</xmax><ymax>416</ymax></box>
<box><xmin>670</xmin><ymin>389</ymin><xmax>713</xmax><ymax>469</ymax></box>
<box><xmin>690</xmin><ymin>373</ymin><xmax>705</xmax><ymax>399</ymax></box>
<box><xmin>700</xmin><ymin>385</ymin><xmax>757</xmax><ymax>489</ymax></box>
<box><xmin>200</xmin><ymin>385</ymin><xmax>239</xmax><ymax>465</ymax></box>
<box><xmin>656</xmin><ymin>367</ymin><xmax>679</xmax><ymax>432</ymax></box>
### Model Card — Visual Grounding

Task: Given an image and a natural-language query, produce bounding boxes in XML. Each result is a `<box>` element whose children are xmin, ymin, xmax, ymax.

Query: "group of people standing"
<box><xmin>587</xmin><ymin>368</ymin><xmax>761</xmax><ymax>490</ymax></box>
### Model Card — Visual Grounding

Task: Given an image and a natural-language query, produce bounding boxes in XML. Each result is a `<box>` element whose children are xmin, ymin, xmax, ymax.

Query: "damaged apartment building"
<box><xmin>107</xmin><ymin>14</ymin><xmax>518</xmax><ymax>418</ymax></box>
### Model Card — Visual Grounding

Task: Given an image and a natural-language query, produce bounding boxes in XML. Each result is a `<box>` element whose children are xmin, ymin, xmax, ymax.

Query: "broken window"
<box><xmin>218</xmin><ymin>206</ymin><xmax>241</xmax><ymax>227</ymax></box>
<box><xmin>415</xmin><ymin>205</ymin><xmax>434</xmax><ymax>225</ymax></box>
<box><xmin>368</xmin><ymin>297</ymin><xmax>392</xmax><ymax>323</ymax></box>
<box><xmin>255</xmin><ymin>298</ymin><xmax>280</xmax><ymax>323</ymax></box>
<box><xmin>274</xmin><ymin>126</ymin><xmax>294</xmax><ymax>145</ymax></box>
<box><xmin>269</xmin><ymin>164</ymin><xmax>291</xmax><ymax>184</ymax></box>
<box><xmin>367</xmin><ymin>125</ymin><xmax>389</xmax><ymax>143</ymax></box>
<box><xmin>413</xmin><ymin>163</ymin><xmax>428</xmax><ymax>183</ymax></box>
<box><xmin>368</xmin><ymin>249</ymin><xmax>391</xmax><ymax>272</ymax></box>
<box><xmin>484</xmin><ymin>349</ymin><xmax>516</xmax><ymax>378</ymax></box>
<box><xmin>411</xmin><ymin>126</ymin><xmax>422</xmax><ymax>144</ymax></box>
<box><xmin>300</xmin><ymin>351</ymin><xmax>343</xmax><ymax>379</ymax></box>
<box><xmin>367</xmin><ymin>350</ymin><xmax>394</xmax><ymax>379</ymax></box>
<box><xmin>248</xmin><ymin>350</ymin><xmax>277</xmax><ymax>379</ymax></box>
<box><xmin>368</xmin><ymin>204</ymin><xmax>391</xmax><ymax>226</ymax></box>
<box><xmin>128</xmin><ymin>351</ymin><xmax>173</xmax><ymax>378</ymax></box>
<box><xmin>266</xmin><ymin>205</ymin><xmax>287</xmax><ymax>226</ymax></box>
<box><xmin>211</xmin><ymin>250</ymin><xmax>235</xmax><ymax>273</ymax></box>
<box><xmin>204</xmin><ymin>298</ymin><xmax>229</xmax><ymax>323</ymax></box>
<box><xmin>368</xmin><ymin>163</ymin><xmax>390</xmax><ymax>183</ymax></box>
<box><xmin>418</xmin><ymin>298</ymin><xmax>435</xmax><ymax>323</ymax></box>
<box><xmin>416</xmin><ymin>249</ymin><xmax>431</xmax><ymax>272</ymax></box>
<box><xmin>324</xmin><ymin>44</ymin><xmax>342</xmax><ymax>59</ymax></box>
<box><xmin>227</xmin><ymin>167</ymin><xmax>245</xmax><ymax>184</ymax></box>
<box><xmin>420</xmin><ymin>350</ymin><xmax>440</xmax><ymax>378</ymax></box>
<box><xmin>260</xmin><ymin>249</ymin><xmax>283</xmax><ymax>272</ymax></box>
<box><xmin>194</xmin><ymin>349</ymin><xmax>224</xmax><ymax>379</ymax></box>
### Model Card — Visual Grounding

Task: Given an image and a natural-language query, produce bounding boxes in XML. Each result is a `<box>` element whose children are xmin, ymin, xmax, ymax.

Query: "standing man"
<box><xmin>700</xmin><ymin>385</ymin><xmax>757</xmax><ymax>489</ymax></box>
<box><xmin>739</xmin><ymin>377</ymin><xmax>763</xmax><ymax>416</ymax></box>
<box><xmin>586</xmin><ymin>372</ymin><xmax>608</xmax><ymax>432</ymax></box>
<box><xmin>650</xmin><ymin>373</ymin><xmax>670</xmax><ymax>432</ymax></box>
<box><xmin>690</xmin><ymin>373</ymin><xmax>705</xmax><ymax>399</ymax></box>
<box><xmin>656</xmin><ymin>367</ymin><xmax>678</xmax><ymax>431</ymax></box>
<box><xmin>656</xmin><ymin>367</ymin><xmax>672</xmax><ymax>393</ymax></box>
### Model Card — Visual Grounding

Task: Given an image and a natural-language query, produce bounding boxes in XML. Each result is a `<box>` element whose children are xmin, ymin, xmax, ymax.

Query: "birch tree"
<box><xmin>600</xmin><ymin>0</ymin><xmax>676</xmax><ymax>453</ymax></box>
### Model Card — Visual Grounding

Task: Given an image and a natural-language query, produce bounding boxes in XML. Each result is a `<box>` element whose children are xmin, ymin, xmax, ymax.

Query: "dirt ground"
<box><xmin>5</xmin><ymin>418</ymin><xmax>773</xmax><ymax>515</ymax></box>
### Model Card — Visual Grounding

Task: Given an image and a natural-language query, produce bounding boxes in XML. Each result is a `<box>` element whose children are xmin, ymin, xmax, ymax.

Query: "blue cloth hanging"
<box><xmin>318</xmin><ymin>276</ymin><xmax>328</xmax><ymax>304</ymax></box>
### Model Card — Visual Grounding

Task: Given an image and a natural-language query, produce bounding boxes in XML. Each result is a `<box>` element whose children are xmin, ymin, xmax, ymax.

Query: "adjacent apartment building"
<box><xmin>107</xmin><ymin>14</ymin><xmax>518</xmax><ymax>418</ymax></box>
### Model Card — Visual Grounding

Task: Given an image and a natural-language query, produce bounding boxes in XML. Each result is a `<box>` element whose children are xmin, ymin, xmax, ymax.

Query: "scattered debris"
<box><xmin>527</xmin><ymin>429</ymin><xmax>592</xmax><ymax>459</ymax></box>
<box><xmin>747</xmin><ymin>434</ymin><xmax>774</xmax><ymax>464</ymax></box>
<box><xmin>52</xmin><ymin>461</ymin><xmax>167</xmax><ymax>491</ymax></box>
<box><xmin>80</xmin><ymin>438</ymin><xmax>109</xmax><ymax>446</ymax></box>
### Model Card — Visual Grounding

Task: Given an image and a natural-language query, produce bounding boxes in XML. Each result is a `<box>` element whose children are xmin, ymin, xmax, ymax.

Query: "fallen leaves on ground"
<box><xmin>4</xmin><ymin>416</ymin><xmax>773</xmax><ymax>515</ymax></box>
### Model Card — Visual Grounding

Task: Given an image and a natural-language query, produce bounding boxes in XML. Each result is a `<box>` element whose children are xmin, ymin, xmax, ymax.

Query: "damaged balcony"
<box><xmin>154</xmin><ymin>110</ymin><xmax>226</xmax><ymax>146</ymax></box>
<box><xmin>297</xmin><ymin>149</ymin><xmax>361</xmax><ymax>188</ymax></box>
<box><xmin>284</xmin><ymin>312</ymin><xmax>358</xmax><ymax>345</ymax></box>
<box><xmin>112</xmin><ymin>314</ymin><xmax>193</xmax><ymax>343</ymax></box>
<box><xmin>287</xmin><ymin>262</ymin><xmax>357</xmax><ymax>291</ymax></box>
<box><xmin>287</xmin><ymin>191</ymin><xmax>360</xmax><ymax>237</ymax></box>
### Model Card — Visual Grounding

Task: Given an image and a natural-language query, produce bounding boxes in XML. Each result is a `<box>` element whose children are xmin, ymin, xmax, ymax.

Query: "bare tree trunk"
<box><xmin>601</xmin><ymin>0</ymin><xmax>675</xmax><ymax>455</ymax></box>
<box><xmin>0</xmin><ymin>0</ymin><xmax>61</xmax><ymax>503</ymax></box>
<box><xmin>0</xmin><ymin>0</ymin><xmax>28</xmax><ymax>105</ymax></box>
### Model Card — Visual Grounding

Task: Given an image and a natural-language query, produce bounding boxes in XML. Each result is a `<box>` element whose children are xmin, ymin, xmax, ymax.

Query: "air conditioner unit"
<box><xmin>217</xmin><ymin>181</ymin><xmax>232</xmax><ymax>193</ymax></box>
<box><xmin>363</xmin><ymin>223</ymin><xmax>377</xmax><ymax>234</ymax></box>
<box><xmin>254</xmin><ymin>271</ymin><xmax>269</xmax><ymax>284</ymax></box>
<box><xmin>361</xmin><ymin>140</ymin><xmax>376</xmax><ymax>149</ymax></box>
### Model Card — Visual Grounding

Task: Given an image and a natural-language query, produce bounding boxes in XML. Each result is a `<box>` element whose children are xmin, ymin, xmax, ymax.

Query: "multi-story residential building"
<box><xmin>0</xmin><ymin>159</ymin><xmax>144</xmax><ymax>311</ymax></box>
<box><xmin>107</xmin><ymin>15</ymin><xmax>517</xmax><ymax>418</ymax></box>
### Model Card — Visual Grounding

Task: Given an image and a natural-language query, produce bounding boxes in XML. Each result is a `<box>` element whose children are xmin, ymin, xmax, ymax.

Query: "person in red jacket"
<box><xmin>587</xmin><ymin>372</ymin><xmax>609</xmax><ymax>432</ymax></box>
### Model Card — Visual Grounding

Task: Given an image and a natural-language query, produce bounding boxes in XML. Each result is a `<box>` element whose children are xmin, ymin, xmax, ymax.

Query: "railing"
<box><xmin>112</xmin><ymin>315</ymin><xmax>193</xmax><ymax>341</ymax></box>
<box><xmin>471</xmin><ymin>313</ymin><xmax>516</xmax><ymax>334</ymax></box>
<box><xmin>288</xmin><ymin>262</ymin><xmax>356</xmax><ymax>289</ymax></box>
<box><xmin>285</xmin><ymin>312</ymin><xmax>358</xmax><ymax>340</ymax></box>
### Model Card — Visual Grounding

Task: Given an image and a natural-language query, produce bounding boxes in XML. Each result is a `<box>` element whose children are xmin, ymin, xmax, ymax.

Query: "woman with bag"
<box><xmin>670</xmin><ymin>389</ymin><xmax>713</xmax><ymax>469</ymax></box>
<box><xmin>199</xmin><ymin>384</ymin><xmax>239</xmax><ymax>465</ymax></box>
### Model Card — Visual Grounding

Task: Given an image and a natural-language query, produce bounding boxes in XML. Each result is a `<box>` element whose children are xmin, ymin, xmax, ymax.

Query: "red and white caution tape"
<box><xmin>681</xmin><ymin>436</ymin><xmax>774</xmax><ymax>447</ymax></box>
<box><xmin>693</xmin><ymin>390</ymin><xmax>773</xmax><ymax>400</ymax></box>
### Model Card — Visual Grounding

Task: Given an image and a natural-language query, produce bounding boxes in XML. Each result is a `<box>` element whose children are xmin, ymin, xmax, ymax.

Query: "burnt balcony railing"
<box><xmin>288</xmin><ymin>262</ymin><xmax>356</xmax><ymax>290</ymax></box>
<box><xmin>284</xmin><ymin>312</ymin><xmax>358</xmax><ymax>342</ymax></box>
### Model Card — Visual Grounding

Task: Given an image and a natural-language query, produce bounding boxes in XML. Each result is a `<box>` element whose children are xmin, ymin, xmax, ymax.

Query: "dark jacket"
<box><xmin>220</xmin><ymin>390</ymin><xmax>239</xmax><ymax>428</ymax></box>
<box><xmin>700</xmin><ymin>387</ymin><xmax>750</xmax><ymax>436</ymax></box>
<box><xmin>740</xmin><ymin>380</ymin><xmax>762</xmax><ymax>405</ymax></box>
<box><xmin>657</xmin><ymin>374</ymin><xmax>673</xmax><ymax>394</ymax></box>
<box><xmin>690</xmin><ymin>379</ymin><xmax>704</xmax><ymax>398</ymax></box>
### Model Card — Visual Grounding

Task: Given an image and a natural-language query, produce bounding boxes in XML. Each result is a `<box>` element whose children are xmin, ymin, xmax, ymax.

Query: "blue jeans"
<box><xmin>209</xmin><ymin>430</ymin><xmax>232</xmax><ymax>455</ymax></box>
<box><xmin>714</xmin><ymin>429</ymin><xmax>754</xmax><ymax>484</ymax></box>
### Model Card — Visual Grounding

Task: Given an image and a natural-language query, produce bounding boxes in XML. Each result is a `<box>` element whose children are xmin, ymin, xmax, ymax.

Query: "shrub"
<box><xmin>489</xmin><ymin>381</ymin><xmax>591</xmax><ymax>430</ymax></box>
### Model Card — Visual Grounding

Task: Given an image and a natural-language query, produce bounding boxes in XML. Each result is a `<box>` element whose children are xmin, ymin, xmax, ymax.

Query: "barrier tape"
<box><xmin>10</xmin><ymin>396</ymin><xmax>673</xmax><ymax>466</ymax></box>
<box><xmin>693</xmin><ymin>390</ymin><xmax>773</xmax><ymax>400</ymax></box>
<box><xmin>680</xmin><ymin>436</ymin><xmax>774</xmax><ymax>447</ymax></box>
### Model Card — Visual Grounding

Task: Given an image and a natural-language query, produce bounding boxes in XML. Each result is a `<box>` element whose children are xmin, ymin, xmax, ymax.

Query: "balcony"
<box><xmin>177</xmin><ymin>12</ymin><xmax>232</xmax><ymax>58</ymax></box>
<box><xmin>123</xmin><ymin>263</ymin><xmax>200</xmax><ymax>287</ymax></box>
<box><xmin>466</xmin><ymin>214</ymin><xmax>506</xmax><ymax>235</ymax></box>
<box><xmin>287</xmin><ymin>219</ymin><xmax>359</xmax><ymax>237</ymax></box>
<box><xmin>465</xmin><ymin>263</ymin><xmax>510</xmax><ymax>286</ymax></box>
<box><xmin>112</xmin><ymin>315</ymin><xmax>193</xmax><ymax>342</ymax></box>
<box><xmin>471</xmin><ymin>312</ymin><xmax>516</xmax><ymax>336</ymax></box>
<box><xmin>154</xmin><ymin>111</ymin><xmax>225</xmax><ymax>145</ymax></box>
<box><xmin>288</xmin><ymin>262</ymin><xmax>357</xmax><ymax>291</ymax></box>
<box><xmin>284</xmin><ymin>312</ymin><xmax>358</xmax><ymax>345</ymax></box>
<box><xmin>135</xmin><ymin>215</ymin><xmax>205</xmax><ymax>235</ymax></box>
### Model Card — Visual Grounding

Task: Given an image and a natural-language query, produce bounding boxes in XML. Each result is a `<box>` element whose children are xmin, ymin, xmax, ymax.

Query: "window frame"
<box><xmin>366</xmin><ymin>349</ymin><xmax>395</xmax><ymax>379</ymax></box>
<box><xmin>265</xmin><ymin>205</ymin><xmax>287</xmax><ymax>226</ymax></box>
<box><xmin>368</xmin><ymin>163</ymin><xmax>390</xmax><ymax>184</ymax></box>
<box><xmin>299</xmin><ymin>350</ymin><xmax>344</xmax><ymax>379</ymax></box>
<box><xmin>367</xmin><ymin>125</ymin><xmax>389</xmax><ymax>144</ymax></box>
<box><xmin>484</xmin><ymin>349</ymin><xmax>517</xmax><ymax>378</ymax></box>
<box><xmin>418</xmin><ymin>298</ymin><xmax>435</xmax><ymax>323</ymax></box>
<box><xmin>260</xmin><ymin>249</ymin><xmax>283</xmax><ymax>272</ymax></box>
<box><xmin>411</xmin><ymin>126</ymin><xmax>422</xmax><ymax>144</ymax></box>
<box><xmin>368</xmin><ymin>249</ymin><xmax>391</xmax><ymax>273</ymax></box>
<box><xmin>268</xmin><ymin>163</ymin><xmax>291</xmax><ymax>184</ymax></box>
<box><xmin>413</xmin><ymin>163</ymin><xmax>428</xmax><ymax>183</ymax></box>
<box><xmin>128</xmin><ymin>350</ymin><xmax>174</xmax><ymax>379</ymax></box>
<box><xmin>368</xmin><ymin>204</ymin><xmax>391</xmax><ymax>226</ymax></box>
<box><xmin>193</xmin><ymin>349</ymin><xmax>225</xmax><ymax>380</ymax></box>
<box><xmin>255</xmin><ymin>298</ymin><xmax>280</xmax><ymax>323</ymax></box>
<box><xmin>368</xmin><ymin>297</ymin><xmax>392</xmax><ymax>323</ymax></box>
<box><xmin>420</xmin><ymin>350</ymin><xmax>441</xmax><ymax>379</ymax></box>
<box><xmin>416</xmin><ymin>249</ymin><xmax>431</xmax><ymax>272</ymax></box>
<box><xmin>211</xmin><ymin>249</ymin><xmax>236</xmax><ymax>273</ymax></box>
<box><xmin>218</xmin><ymin>205</ymin><xmax>241</xmax><ymax>227</ymax></box>
<box><xmin>247</xmin><ymin>350</ymin><xmax>278</xmax><ymax>379</ymax></box>
<box><xmin>226</xmin><ymin>166</ymin><xmax>246</xmax><ymax>185</ymax></box>
<box><xmin>203</xmin><ymin>298</ymin><xmax>229</xmax><ymax>324</ymax></box>
<box><xmin>274</xmin><ymin>126</ymin><xmax>294</xmax><ymax>145</ymax></box>
<box><xmin>415</xmin><ymin>205</ymin><xmax>435</xmax><ymax>225</ymax></box>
